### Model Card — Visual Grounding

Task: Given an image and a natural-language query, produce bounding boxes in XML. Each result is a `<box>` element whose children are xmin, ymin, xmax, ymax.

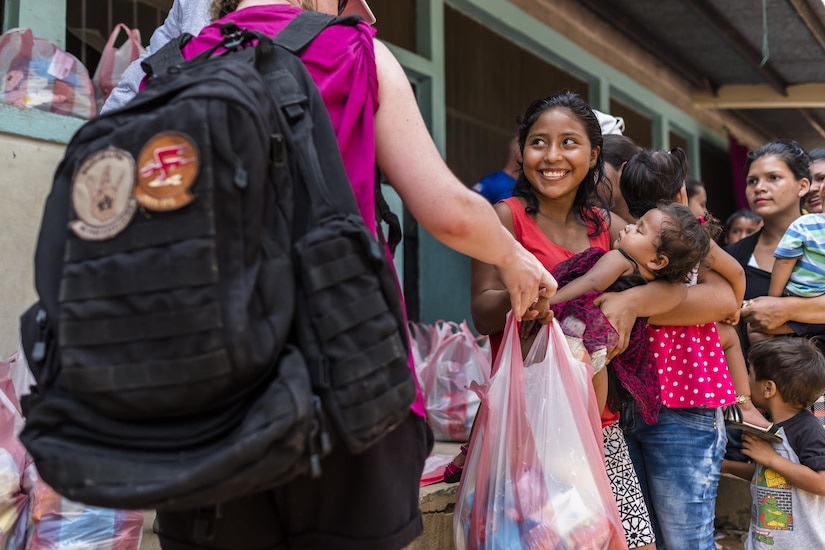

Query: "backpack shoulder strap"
<box><xmin>141</xmin><ymin>33</ymin><xmax>193</xmax><ymax>77</ymax></box>
<box><xmin>273</xmin><ymin>11</ymin><xmax>360</xmax><ymax>54</ymax></box>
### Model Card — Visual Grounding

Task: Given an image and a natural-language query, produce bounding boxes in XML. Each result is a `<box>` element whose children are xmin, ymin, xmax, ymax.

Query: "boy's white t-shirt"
<box><xmin>746</xmin><ymin>411</ymin><xmax>825</xmax><ymax>549</ymax></box>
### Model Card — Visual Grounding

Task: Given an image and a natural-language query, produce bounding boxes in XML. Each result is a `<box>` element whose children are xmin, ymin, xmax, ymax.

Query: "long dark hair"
<box><xmin>512</xmin><ymin>92</ymin><xmax>610</xmax><ymax>236</ymax></box>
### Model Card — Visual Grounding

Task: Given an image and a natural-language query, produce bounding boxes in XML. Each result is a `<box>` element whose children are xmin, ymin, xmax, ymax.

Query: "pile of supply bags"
<box><xmin>409</xmin><ymin>320</ymin><xmax>491</xmax><ymax>442</ymax></box>
<box><xmin>0</xmin><ymin>28</ymin><xmax>96</xmax><ymax>119</ymax></box>
<box><xmin>0</xmin><ymin>350</ymin><xmax>144</xmax><ymax>549</ymax></box>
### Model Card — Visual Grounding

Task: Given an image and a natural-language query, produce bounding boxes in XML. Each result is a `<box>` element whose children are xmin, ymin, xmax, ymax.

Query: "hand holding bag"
<box><xmin>454</xmin><ymin>315</ymin><xmax>626</xmax><ymax>550</ymax></box>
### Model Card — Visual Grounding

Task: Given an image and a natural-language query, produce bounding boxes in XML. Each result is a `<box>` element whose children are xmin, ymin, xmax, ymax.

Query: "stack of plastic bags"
<box><xmin>0</xmin><ymin>349</ymin><xmax>144</xmax><ymax>549</ymax></box>
<box><xmin>0</xmin><ymin>28</ymin><xmax>96</xmax><ymax>119</ymax></box>
<box><xmin>409</xmin><ymin>320</ymin><xmax>491</xmax><ymax>442</ymax></box>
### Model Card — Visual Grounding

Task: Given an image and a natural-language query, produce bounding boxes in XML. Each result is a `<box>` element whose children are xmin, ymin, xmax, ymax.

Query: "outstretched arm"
<box><xmin>374</xmin><ymin>41</ymin><xmax>555</xmax><ymax>320</ymax></box>
<box><xmin>742</xmin><ymin>293</ymin><xmax>825</xmax><ymax>331</ymax></box>
<box><xmin>548</xmin><ymin>250</ymin><xmax>634</xmax><ymax>305</ymax></box>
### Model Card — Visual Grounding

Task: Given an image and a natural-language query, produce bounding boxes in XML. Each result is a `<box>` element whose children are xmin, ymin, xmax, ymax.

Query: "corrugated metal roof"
<box><xmin>578</xmin><ymin>0</ymin><xmax>825</xmax><ymax>149</ymax></box>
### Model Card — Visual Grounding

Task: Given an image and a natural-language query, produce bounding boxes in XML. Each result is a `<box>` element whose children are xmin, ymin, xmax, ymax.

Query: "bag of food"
<box><xmin>92</xmin><ymin>23</ymin><xmax>145</xmax><ymax>108</ymax></box>
<box><xmin>0</xmin><ymin>28</ymin><xmax>96</xmax><ymax>119</ymax></box>
<box><xmin>454</xmin><ymin>315</ymin><xmax>626</xmax><ymax>550</ymax></box>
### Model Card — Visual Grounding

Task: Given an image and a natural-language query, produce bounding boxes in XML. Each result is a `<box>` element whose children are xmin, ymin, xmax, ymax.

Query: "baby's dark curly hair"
<box><xmin>652</xmin><ymin>202</ymin><xmax>715</xmax><ymax>283</ymax></box>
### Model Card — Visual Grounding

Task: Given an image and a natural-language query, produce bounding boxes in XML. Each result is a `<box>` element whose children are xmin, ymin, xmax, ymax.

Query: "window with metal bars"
<box><xmin>65</xmin><ymin>0</ymin><xmax>170</xmax><ymax>74</ymax></box>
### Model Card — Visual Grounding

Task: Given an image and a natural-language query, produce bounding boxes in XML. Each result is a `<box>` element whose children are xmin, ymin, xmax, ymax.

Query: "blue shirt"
<box><xmin>472</xmin><ymin>170</ymin><xmax>515</xmax><ymax>204</ymax></box>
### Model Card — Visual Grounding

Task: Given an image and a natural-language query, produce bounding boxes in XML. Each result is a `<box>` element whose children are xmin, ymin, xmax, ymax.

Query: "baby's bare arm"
<box><xmin>548</xmin><ymin>250</ymin><xmax>634</xmax><ymax>305</ymax></box>
<box><xmin>768</xmin><ymin>257</ymin><xmax>797</xmax><ymax>298</ymax></box>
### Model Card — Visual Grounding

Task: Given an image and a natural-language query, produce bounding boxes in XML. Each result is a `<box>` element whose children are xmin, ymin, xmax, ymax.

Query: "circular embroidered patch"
<box><xmin>136</xmin><ymin>131</ymin><xmax>199</xmax><ymax>211</ymax></box>
<box><xmin>69</xmin><ymin>148</ymin><xmax>137</xmax><ymax>241</ymax></box>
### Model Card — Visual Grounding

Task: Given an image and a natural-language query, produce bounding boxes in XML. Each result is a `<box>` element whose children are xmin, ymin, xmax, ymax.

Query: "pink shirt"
<box><xmin>647</xmin><ymin>322</ymin><xmax>735</xmax><ymax>408</ymax></box>
<box><xmin>182</xmin><ymin>5</ymin><xmax>426</xmax><ymax>418</ymax></box>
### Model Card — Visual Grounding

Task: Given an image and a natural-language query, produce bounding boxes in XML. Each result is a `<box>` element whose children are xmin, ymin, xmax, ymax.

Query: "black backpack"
<box><xmin>19</xmin><ymin>12</ymin><xmax>415</xmax><ymax>511</ymax></box>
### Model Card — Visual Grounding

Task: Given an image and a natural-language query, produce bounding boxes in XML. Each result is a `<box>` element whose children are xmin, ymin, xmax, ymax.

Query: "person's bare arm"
<box><xmin>743</xmin><ymin>434</ymin><xmax>825</xmax><ymax>496</ymax></box>
<box><xmin>373</xmin><ymin>41</ymin><xmax>555</xmax><ymax>319</ymax></box>
<box><xmin>768</xmin><ymin>257</ymin><xmax>796</xmax><ymax>298</ymax></box>
<box><xmin>548</xmin><ymin>250</ymin><xmax>634</xmax><ymax>305</ymax></box>
<box><xmin>742</xmin><ymin>294</ymin><xmax>825</xmax><ymax>332</ymax></box>
<box><xmin>705</xmin><ymin>242</ymin><xmax>746</xmax><ymax>324</ymax></box>
<box><xmin>592</xmin><ymin>280</ymin><xmax>686</xmax><ymax>361</ymax></box>
<box><xmin>647</xmin><ymin>267</ymin><xmax>737</xmax><ymax>326</ymax></box>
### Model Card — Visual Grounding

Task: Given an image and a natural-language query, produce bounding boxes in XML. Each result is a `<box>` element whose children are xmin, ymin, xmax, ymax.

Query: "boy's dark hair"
<box><xmin>621</xmin><ymin>148</ymin><xmax>688</xmax><ymax>219</ymax></box>
<box><xmin>653</xmin><ymin>202</ymin><xmax>714</xmax><ymax>283</ymax></box>
<box><xmin>749</xmin><ymin>337</ymin><xmax>825</xmax><ymax>409</ymax></box>
<box><xmin>513</xmin><ymin>91</ymin><xmax>610</xmax><ymax>236</ymax></box>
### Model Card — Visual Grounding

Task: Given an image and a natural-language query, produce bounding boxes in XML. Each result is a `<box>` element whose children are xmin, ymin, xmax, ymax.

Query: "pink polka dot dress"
<box><xmin>646</xmin><ymin>322</ymin><xmax>736</xmax><ymax>408</ymax></box>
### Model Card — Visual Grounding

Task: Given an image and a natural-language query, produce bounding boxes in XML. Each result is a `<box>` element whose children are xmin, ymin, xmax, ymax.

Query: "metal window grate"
<box><xmin>65</xmin><ymin>0</ymin><xmax>170</xmax><ymax>73</ymax></box>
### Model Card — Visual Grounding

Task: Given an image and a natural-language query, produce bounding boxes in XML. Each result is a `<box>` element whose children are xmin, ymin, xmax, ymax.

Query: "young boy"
<box><xmin>735</xmin><ymin>337</ymin><xmax>825</xmax><ymax>549</ymax></box>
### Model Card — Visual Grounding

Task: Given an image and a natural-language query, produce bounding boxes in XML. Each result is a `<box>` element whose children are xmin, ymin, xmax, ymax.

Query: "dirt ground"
<box><xmin>715</xmin><ymin>528</ymin><xmax>747</xmax><ymax>550</ymax></box>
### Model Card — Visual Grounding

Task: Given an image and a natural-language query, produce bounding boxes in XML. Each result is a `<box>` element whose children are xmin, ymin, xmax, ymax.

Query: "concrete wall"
<box><xmin>0</xmin><ymin>133</ymin><xmax>64</xmax><ymax>357</ymax></box>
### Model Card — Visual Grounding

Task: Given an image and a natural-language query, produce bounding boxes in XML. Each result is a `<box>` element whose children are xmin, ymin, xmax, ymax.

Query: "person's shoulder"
<box><xmin>782</xmin><ymin>409</ymin><xmax>825</xmax><ymax>450</ymax></box>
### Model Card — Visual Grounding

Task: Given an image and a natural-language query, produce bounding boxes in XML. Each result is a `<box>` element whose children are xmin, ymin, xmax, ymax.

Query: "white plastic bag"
<box><xmin>92</xmin><ymin>24</ymin><xmax>145</xmax><ymax>109</ymax></box>
<box><xmin>411</xmin><ymin>321</ymin><xmax>490</xmax><ymax>441</ymax></box>
<box><xmin>454</xmin><ymin>316</ymin><xmax>626</xmax><ymax>550</ymax></box>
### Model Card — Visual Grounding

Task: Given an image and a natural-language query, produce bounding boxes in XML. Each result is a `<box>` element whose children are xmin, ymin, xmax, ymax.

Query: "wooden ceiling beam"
<box><xmin>683</xmin><ymin>0</ymin><xmax>789</xmax><ymax>95</ymax></box>
<box><xmin>788</xmin><ymin>0</ymin><xmax>825</xmax><ymax>56</ymax></box>
<box><xmin>693</xmin><ymin>83</ymin><xmax>825</xmax><ymax>109</ymax></box>
<box><xmin>576</xmin><ymin>0</ymin><xmax>714</xmax><ymax>91</ymax></box>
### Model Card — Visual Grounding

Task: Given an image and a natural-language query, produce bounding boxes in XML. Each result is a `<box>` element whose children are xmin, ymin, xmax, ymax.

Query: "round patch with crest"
<box><xmin>136</xmin><ymin>131</ymin><xmax>199</xmax><ymax>211</ymax></box>
<box><xmin>69</xmin><ymin>148</ymin><xmax>137</xmax><ymax>241</ymax></box>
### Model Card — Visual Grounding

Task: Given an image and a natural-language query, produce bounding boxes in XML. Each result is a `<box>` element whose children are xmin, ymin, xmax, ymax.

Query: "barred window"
<box><xmin>65</xmin><ymin>0</ymin><xmax>170</xmax><ymax>73</ymax></box>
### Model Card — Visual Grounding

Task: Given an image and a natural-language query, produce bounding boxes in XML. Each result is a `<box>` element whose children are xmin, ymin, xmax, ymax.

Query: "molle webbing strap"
<box><xmin>308</xmin><ymin>333</ymin><xmax>405</xmax><ymax>388</ymax></box>
<box><xmin>59</xmin><ymin>304</ymin><xmax>222</xmax><ymax>346</ymax></box>
<box><xmin>58</xmin><ymin>257</ymin><xmax>218</xmax><ymax>302</ymax></box>
<box><xmin>63</xmin><ymin>349</ymin><xmax>231</xmax><ymax>392</ymax></box>
<box><xmin>65</xmin><ymin>202</ymin><xmax>215</xmax><ymax>261</ymax></box>
<box><xmin>315</xmin><ymin>291</ymin><xmax>387</xmax><ymax>341</ymax></box>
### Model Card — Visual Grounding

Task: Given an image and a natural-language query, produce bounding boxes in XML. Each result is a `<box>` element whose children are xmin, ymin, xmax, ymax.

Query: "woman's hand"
<box><xmin>592</xmin><ymin>291</ymin><xmax>636</xmax><ymax>362</ymax></box>
<box><xmin>741</xmin><ymin>296</ymin><xmax>790</xmax><ymax>332</ymax></box>
<box><xmin>518</xmin><ymin>293</ymin><xmax>553</xmax><ymax>339</ymax></box>
<box><xmin>495</xmin><ymin>254</ymin><xmax>557</xmax><ymax>322</ymax></box>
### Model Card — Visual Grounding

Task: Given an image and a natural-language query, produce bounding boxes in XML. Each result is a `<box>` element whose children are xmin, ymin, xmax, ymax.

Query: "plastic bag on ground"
<box><xmin>411</xmin><ymin>321</ymin><xmax>490</xmax><ymax>441</ymax></box>
<box><xmin>0</xmin><ymin>28</ymin><xmax>96</xmax><ymax>119</ymax></box>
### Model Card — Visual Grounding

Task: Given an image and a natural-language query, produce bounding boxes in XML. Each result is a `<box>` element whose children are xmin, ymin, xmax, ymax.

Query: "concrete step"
<box><xmin>140</xmin><ymin>445</ymin><xmax>753</xmax><ymax>550</ymax></box>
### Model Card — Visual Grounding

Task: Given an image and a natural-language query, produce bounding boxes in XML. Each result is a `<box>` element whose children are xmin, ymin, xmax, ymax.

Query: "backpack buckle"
<box><xmin>220</xmin><ymin>22</ymin><xmax>246</xmax><ymax>51</ymax></box>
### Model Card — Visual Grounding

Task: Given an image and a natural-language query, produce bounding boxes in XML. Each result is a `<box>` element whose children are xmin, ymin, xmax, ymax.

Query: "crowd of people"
<box><xmin>37</xmin><ymin>0</ymin><xmax>825</xmax><ymax>549</ymax></box>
